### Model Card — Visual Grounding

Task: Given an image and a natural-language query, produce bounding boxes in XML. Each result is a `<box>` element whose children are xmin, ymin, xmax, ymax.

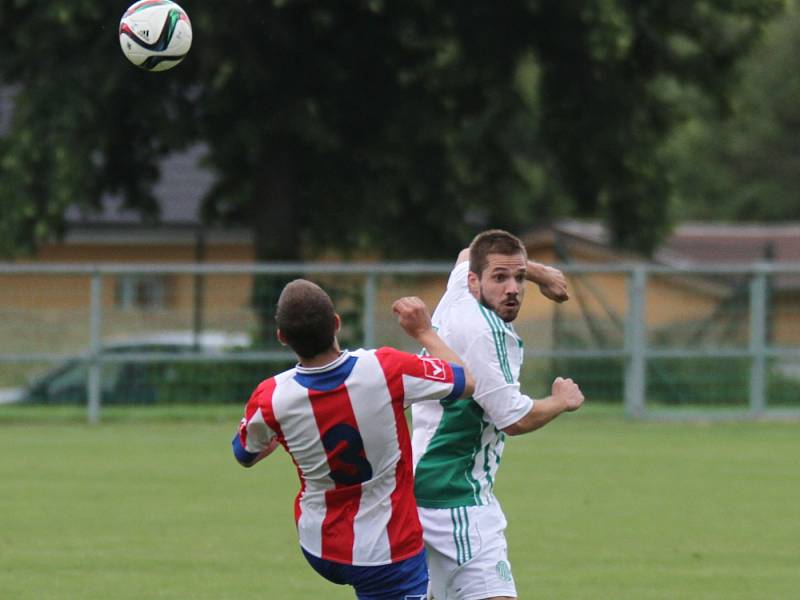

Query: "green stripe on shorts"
<box><xmin>449</xmin><ymin>507</ymin><xmax>473</xmax><ymax>566</ymax></box>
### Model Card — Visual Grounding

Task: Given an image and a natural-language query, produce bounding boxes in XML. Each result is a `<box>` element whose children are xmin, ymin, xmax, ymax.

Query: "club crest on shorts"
<box><xmin>496</xmin><ymin>560</ymin><xmax>513</xmax><ymax>582</ymax></box>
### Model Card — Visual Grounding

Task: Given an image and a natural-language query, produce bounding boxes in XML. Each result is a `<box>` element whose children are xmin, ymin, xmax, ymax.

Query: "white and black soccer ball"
<box><xmin>119</xmin><ymin>0</ymin><xmax>192</xmax><ymax>72</ymax></box>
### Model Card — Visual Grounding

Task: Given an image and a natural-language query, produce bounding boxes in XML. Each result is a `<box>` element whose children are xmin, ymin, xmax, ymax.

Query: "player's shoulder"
<box><xmin>446</xmin><ymin>260</ymin><xmax>470</xmax><ymax>289</ymax></box>
<box><xmin>253</xmin><ymin>368</ymin><xmax>295</xmax><ymax>396</ymax></box>
<box><xmin>274</xmin><ymin>368</ymin><xmax>297</xmax><ymax>383</ymax></box>
<box><xmin>348</xmin><ymin>346</ymin><xmax>409</xmax><ymax>364</ymax></box>
<box><xmin>439</xmin><ymin>295</ymin><xmax>494</xmax><ymax>335</ymax></box>
<box><xmin>348</xmin><ymin>347</ymin><xmax>380</xmax><ymax>363</ymax></box>
<box><xmin>370</xmin><ymin>346</ymin><xmax>417</xmax><ymax>363</ymax></box>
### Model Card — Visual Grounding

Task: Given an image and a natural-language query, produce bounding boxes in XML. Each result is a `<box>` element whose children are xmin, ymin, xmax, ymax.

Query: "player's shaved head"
<box><xmin>276</xmin><ymin>279</ymin><xmax>337</xmax><ymax>359</ymax></box>
<box><xmin>469</xmin><ymin>229</ymin><xmax>527</xmax><ymax>277</ymax></box>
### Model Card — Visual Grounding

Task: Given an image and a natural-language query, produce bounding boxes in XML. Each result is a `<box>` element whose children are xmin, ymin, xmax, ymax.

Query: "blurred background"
<box><xmin>1</xmin><ymin>3</ymin><xmax>799</xmax><ymax>600</ymax></box>
<box><xmin>1</xmin><ymin>0</ymin><xmax>798</xmax><ymax>418</ymax></box>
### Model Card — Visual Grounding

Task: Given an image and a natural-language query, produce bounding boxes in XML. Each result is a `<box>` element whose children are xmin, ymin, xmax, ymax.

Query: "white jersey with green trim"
<box><xmin>412</xmin><ymin>262</ymin><xmax>534</xmax><ymax>508</ymax></box>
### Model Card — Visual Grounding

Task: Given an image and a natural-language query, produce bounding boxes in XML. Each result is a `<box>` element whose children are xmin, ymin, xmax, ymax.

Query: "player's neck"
<box><xmin>298</xmin><ymin>343</ymin><xmax>342</xmax><ymax>369</ymax></box>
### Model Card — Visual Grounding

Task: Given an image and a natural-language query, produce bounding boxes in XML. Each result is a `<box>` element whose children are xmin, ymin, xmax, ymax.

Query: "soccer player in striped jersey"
<box><xmin>232</xmin><ymin>279</ymin><xmax>475</xmax><ymax>600</ymax></box>
<box><xmin>411</xmin><ymin>229</ymin><xmax>585</xmax><ymax>600</ymax></box>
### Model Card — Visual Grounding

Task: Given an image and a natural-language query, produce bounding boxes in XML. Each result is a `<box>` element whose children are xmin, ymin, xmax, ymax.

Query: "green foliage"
<box><xmin>530</xmin><ymin>0</ymin><xmax>784</xmax><ymax>253</ymax></box>
<box><xmin>646</xmin><ymin>358</ymin><xmax>751</xmax><ymax>406</ymax></box>
<box><xmin>668</xmin><ymin>0</ymin><xmax>800</xmax><ymax>220</ymax></box>
<box><xmin>21</xmin><ymin>358</ymin><xmax>292</xmax><ymax>406</ymax></box>
<box><xmin>0</xmin><ymin>0</ymin><xmax>786</xmax><ymax>260</ymax></box>
<box><xmin>769</xmin><ymin>366</ymin><xmax>800</xmax><ymax>405</ymax></box>
<box><xmin>547</xmin><ymin>357</ymin><xmax>625</xmax><ymax>403</ymax></box>
<box><xmin>151</xmin><ymin>360</ymin><xmax>293</xmax><ymax>403</ymax></box>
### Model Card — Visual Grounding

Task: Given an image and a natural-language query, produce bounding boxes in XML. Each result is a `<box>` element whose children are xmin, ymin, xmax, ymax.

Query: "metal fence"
<box><xmin>1</xmin><ymin>262</ymin><xmax>798</xmax><ymax>421</ymax></box>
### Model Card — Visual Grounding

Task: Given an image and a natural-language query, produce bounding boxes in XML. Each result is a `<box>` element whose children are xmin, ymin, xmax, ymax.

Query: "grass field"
<box><xmin>1</xmin><ymin>405</ymin><xmax>798</xmax><ymax>600</ymax></box>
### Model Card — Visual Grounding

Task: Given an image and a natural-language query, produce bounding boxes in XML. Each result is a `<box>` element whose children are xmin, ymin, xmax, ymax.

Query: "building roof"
<box><xmin>531</xmin><ymin>219</ymin><xmax>800</xmax><ymax>264</ymax></box>
<box><xmin>59</xmin><ymin>143</ymin><xmax>248</xmax><ymax>245</ymax></box>
<box><xmin>526</xmin><ymin>219</ymin><xmax>800</xmax><ymax>290</ymax></box>
<box><xmin>2</xmin><ymin>86</ymin><xmax>222</xmax><ymax>239</ymax></box>
<box><xmin>662</xmin><ymin>223</ymin><xmax>800</xmax><ymax>264</ymax></box>
<box><xmin>65</xmin><ymin>144</ymin><xmax>214</xmax><ymax>227</ymax></box>
<box><xmin>59</xmin><ymin>140</ymin><xmax>261</xmax><ymax>246</ymax></box>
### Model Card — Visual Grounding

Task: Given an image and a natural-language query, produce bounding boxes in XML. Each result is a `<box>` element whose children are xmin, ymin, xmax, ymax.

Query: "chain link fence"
<box><xmin>1</xmin><ymin>262</ymin><xmax>798</xmax><ymax>421</ymax></box>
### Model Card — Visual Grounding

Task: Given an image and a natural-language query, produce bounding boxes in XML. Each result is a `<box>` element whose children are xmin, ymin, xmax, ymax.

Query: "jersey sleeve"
<box><xmin>232</xmin><ymin>379</ymin><xmax>279</xmax><ymax>466</ymax></box>
<box><xmin>464</xmin><ymin>330</ymin><xmax>534</xmax><ymax>429</ymax></box>
<box><xmin>446</xmin><ymin>261</ymin><xmax>470</xmax><ymax>294</ymax></box>
<box><xmin>375</xmin><ymin>347</ymin><xmax>465</xmax><ymax>408</ymax></box>
<box><xmin>432</xmin><ymin>262</ymin><xmax>471</xmax><ymax>320</ymax></box>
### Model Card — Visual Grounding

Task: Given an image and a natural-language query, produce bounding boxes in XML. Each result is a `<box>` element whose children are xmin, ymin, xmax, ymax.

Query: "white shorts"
<box><xmin>418</xmin><ymin>503</ymin><xmax>516</xmax><ymax>600</ymax></box>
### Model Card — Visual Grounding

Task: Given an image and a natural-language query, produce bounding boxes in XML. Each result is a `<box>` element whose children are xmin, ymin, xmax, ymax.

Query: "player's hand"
<box><xmin>552</xmin><ymin>377</ymin><xmax>584</xmax><ymax>412</ymax></box>
<box><xmin>537</xmin><ymin>266</ymin><xmax>569</xmax><ymax>303</ymax></box>
<box><xmin>392</xmin><ymin>296</ymin><xmax>433</xmax><ymax>340</ymax></box>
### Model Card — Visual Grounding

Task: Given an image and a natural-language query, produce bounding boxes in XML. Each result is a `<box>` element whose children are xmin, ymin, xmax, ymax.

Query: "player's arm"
<box><xmin>502</xmin><ymin>377</ymin><xmax>584</xmax><ymax>436</ymax></box>
<box><xmin>392</xmin><ymin>296</ymin><xmax>475</xmax><ymax>398</ymax></box>
<box><xmin>455</xmin><ymin>247</ymin><xmax>470</xmax><ymax>266</ymax></box>
<box><xmin>232</xmin><ymin>392</ymin><xmax>281</xmax><ymax>468</ymax></box>
<box><xmin>526</xmin><ymin>260</ymin><xmax>569</xmax><ymax>303</ymax></box>
<box><xmin>466</xmin><ymin>328</ymin><xmax>582</xmax><ymax>433</ymax></box>
<box><xmin>233</xmin><ymin>437</ymin><xmax>280</xmax><ymax>468</ymax></box>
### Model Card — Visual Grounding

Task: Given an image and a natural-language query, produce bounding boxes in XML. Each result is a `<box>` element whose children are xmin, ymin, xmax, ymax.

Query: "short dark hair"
<box><xmin>275</xmin><ymin>279</ymin><xmax>337</xmax><ymax>359</ymax></box>
<box><xmin>469</xmin><ymin>229</ymin><xmax>527</xmax><ymax>276</ymax></box>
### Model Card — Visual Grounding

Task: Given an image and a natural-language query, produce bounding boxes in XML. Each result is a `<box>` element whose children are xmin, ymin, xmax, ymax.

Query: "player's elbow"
<box><xmin>232</xmin><ymin>434</ymin><xmax>259</xmax><ymax>467</ymax></box>
<box><xmin>502</xmin><ymin>414</ymin><xmax>541</xmax><ymax>436</ymax></box>
<box><xmin>502</xmin><ymin>421</ymin><xmax>527</xmax><ymax>436</ymax></box>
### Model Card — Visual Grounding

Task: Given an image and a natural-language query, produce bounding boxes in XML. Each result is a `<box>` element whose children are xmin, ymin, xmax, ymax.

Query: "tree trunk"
<box><xmin>250</xmin><ymin>148</ymin><xmax>300</xmax><ymax>347</ymax></box>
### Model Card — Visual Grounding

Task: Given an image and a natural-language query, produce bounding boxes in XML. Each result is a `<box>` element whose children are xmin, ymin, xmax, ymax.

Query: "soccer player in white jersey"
<box><xmin>411</xmin><ymin>229</ymin><xmax>585</xmax><ymax>600</ymax></box>
<box><xmin>232</xmin><ymin>279</ymin><xmax>475</xmax><ymax>600</ymax></box>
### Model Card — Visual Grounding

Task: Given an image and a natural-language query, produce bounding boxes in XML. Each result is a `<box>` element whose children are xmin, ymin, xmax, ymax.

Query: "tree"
<box><xmin>667</xmin><ymin>0</ymin><xmax>800</xmax><ymax>220</ymax></box>
<box><xmin>527</xmin><ymin>0</ymin><xmax>784</xmax><ymax>253</ymax></box>
<box><xmin>0</xmin><ymin>1</ymin><xmax>541</xmax><ymax>258</ymax></box>
<box><xmin>0</xmin><ymin>0</ymin><xmax>784</xmax><ymax>267</ymax></box>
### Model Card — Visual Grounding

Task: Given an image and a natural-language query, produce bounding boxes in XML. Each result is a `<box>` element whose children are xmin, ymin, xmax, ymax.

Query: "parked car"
<box><xmin>3</xmin><ymin>330</ymin><xmax>280</xmax><ymax>406</ymax></box>
<box><xmin>0</xmin><ymin>387</ymin><xmax>23</xmax><ymax>405</ymax></box>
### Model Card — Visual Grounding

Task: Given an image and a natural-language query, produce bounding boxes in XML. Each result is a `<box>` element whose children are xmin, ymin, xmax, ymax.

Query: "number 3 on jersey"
<box><xmin>321</xmin><ymin>424</ymin><xmax>373</xmax><ymax>485</ymax></box>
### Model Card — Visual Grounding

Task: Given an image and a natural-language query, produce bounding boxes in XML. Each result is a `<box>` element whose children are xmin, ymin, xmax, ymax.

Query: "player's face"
<box><xmin>472</xmin><ymin>252</ymin><xmax>527</xmax><ymax>322</ymax></box>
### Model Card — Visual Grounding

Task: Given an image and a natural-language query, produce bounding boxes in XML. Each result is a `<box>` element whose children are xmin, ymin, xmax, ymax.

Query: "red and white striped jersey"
<box><xmin>235</xmin><ymin>347</ymin><xmax>465</xmax><ymax>566</ymax></box>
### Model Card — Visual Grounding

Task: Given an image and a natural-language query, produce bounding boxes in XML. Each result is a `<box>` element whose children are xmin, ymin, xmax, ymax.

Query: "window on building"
<box><xmin>114</xmin><ymin>275</ymin><xmax>172</xmax><ymax>310</ymax></box>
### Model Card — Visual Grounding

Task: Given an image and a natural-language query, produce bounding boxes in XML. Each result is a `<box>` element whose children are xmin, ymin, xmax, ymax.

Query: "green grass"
<box><xmin>1</xmin><ymin>405</ymin><xmax>798</xmax><ymax>599</ymax></box>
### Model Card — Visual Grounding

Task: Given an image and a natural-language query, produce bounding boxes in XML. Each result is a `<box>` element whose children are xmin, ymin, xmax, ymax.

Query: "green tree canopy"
<box><xmin>667</xmin><ymin>0</ymin><xmax>800</xmax><ymax>220</ymax></box>
<box><xmin>0</xmin><ymin>0</ymin><xmax>785</xmax><ymax>259</ymax></box>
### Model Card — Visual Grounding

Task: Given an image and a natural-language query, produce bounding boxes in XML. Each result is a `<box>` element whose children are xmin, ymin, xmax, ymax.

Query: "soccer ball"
<box><xmin>119</xmin><ymin>0</ymin><xmax>192</xmax><ymax>72</ymax></box>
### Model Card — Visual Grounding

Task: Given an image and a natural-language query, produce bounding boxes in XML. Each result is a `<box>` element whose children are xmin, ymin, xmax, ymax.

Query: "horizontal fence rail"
<box><xmin>1</xmin><ymin>262</ymin><xmax>799</xmax><ymax>422</ymax></box>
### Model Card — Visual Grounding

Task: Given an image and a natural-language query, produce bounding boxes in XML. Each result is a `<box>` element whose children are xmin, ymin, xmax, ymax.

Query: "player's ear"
<box><xmin>333</xmin><ymin>313</ymin><xmax>342</xmax><ymax>334</ymax></box>
<box><xmin>276</xmin><ymin>328</ymin><xmax>288</xmax><ymax>346</ymax></box>
<box><xmin>467</xmin><ymin>271</ymin><xmax>480</xmax><ymax>298</ymax></box>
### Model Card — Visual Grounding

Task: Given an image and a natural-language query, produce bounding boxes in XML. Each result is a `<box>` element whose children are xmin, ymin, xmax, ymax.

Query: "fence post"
<box><xmin>363</xmin><ymin>273</ymin><xmax>377</xmax><ymax>349</ymax></box>
<box><xmin>749</xmin><ymin>269</ymin><xmax>768</xmax><ymax>415</ymax></box>
<box><xmin>87</xmin><ymin>270</ymin><xmax>103</xmax><ymax>424</ymax></box>
<box><xmin>624</xmin><ymin>265</ymin><xmax>647</xmax><ymax>417</ymax></box>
